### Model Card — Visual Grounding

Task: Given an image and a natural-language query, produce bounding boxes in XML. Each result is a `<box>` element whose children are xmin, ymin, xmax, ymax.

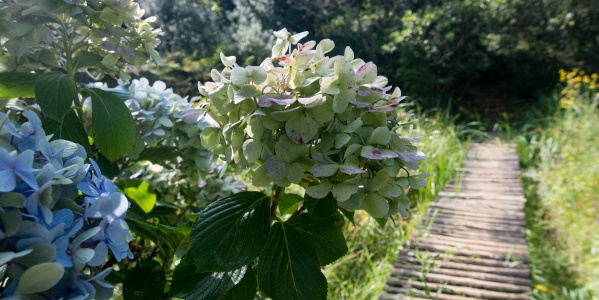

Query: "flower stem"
<box><xmin>270</xmin><ymin>186</ymin><xmax>285</xmax><ymax>217</ymax></box>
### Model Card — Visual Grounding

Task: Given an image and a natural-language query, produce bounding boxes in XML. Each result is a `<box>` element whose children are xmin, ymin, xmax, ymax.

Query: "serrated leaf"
<box><xmin>15</xmin><ymin>262</ymin><xmax>64</xmax><ymax>294</ymax></box>
<box><xmin>287</xmin><ymin>214</ymin><xmax>347</xmax><ymax>266</ymax></box>
<box><xmin>125</xmin><ymin>182</ymin><xmax>156</xmax><ymax>214</ymax></box>
<box><xmin>122</xmin><ymin>265</ymin><xmax>165</xmax><ymax>300</ymax></box>
<box><xmin>88</xmin><ymin>88</ymin><xmax>136</xmax><ymax>161</ymax></box>
<box><xmin>220</xmin><ymin>266</ymin><xmax>257</xmax><ymax>300</ymax></box>
<box><xmin>258</xmin><ymin>221</ymin><xmax>327</xmax><ymax>300</ymax></box>
<box><xmin>72</xmin><ymin>53</ymin><xmax>103</xmax><ymax>70</ymax></box>
<box><xmin>279</xmin><ymin>193</ymin><xmax>304</xmax><ymax>215</ymax></box>
<box><xmin>170</xmin><ymin>255</ymin><xmax>244</xmax><ymax>300</ymax></box>
<box><xmin>305</xmin><ymin>192</ymin><xmax>338</xmax><ymax>220</ymax></box>
<box><xmin>191</xmin><ymin>191</ymin><xmax>270</xmax><ymax>271</ymax></box>
<box><xmin>137</xmin><ymin>147</ymin><xmax>179</xmax><ymax>163</ymax></box>
<box><xmin>35</xmin><ymin>72</ymin><xmax>76</xmax><ymax>121</ymax></box>
<box><xmin>42</xmin><ymin>110</ymin><xmax>92</xmax><ymax>157</ymax></box>
<box><xmin>0</xmin><ymin>72</ymin><xmax>38</xmax><ymax>98</ymax></box>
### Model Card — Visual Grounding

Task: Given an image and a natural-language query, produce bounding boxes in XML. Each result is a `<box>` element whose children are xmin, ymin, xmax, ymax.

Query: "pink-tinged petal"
<box><xmin>355</xmin><ymin>62</ymin><xmax>377</xmax><ymax>83</ymax></box>
<box><xmin>390</xmin><ymin>96</ymin><xmax>407</xmax><ymax>104</ymax></box>
<box><xmin>357</xmin><ymin>89</ymin><xmax>372</xmax><ymax>97</ymax></box>
<box><xmin>360</xmin><ymin>146</ymin><xmax>384</xmax><ymax>160</ymax></box>
<box><xmin>339</xmin><ymin>163</ymin><xmax>366</xmax><ymax>174</ymax></box>
<box><xmin>374</xmin><ymin>149</ymin><xmax>399</xmax><ymax>159</ymax></box>
<box><xmin>276</xmin><ymin>55</ymin><xmax>294</xmax><ymax>66</ymax></box>
<box><xmin>297</xmin><ymin>94</ymin><xmax>321</xmax><ymax>105</ymax></box>
<box><xmin>368</xmin><ymin>103</ymin><xmax>398</xmax><ymax>112</ymax></box>
<box><xmin>258</xmin><ymin>94</ymin><xmax>295</xmax><ymax>107</ymax></box>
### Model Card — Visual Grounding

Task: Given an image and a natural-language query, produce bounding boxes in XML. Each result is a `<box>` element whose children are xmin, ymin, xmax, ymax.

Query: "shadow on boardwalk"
<box><xmin>380</xmin><ymin>143</ymin><xmax>532</xmax><ymax>300</ymax></box>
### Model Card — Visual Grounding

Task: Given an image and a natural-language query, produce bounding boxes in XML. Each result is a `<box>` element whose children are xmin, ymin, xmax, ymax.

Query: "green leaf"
<box><xmin>87</xmin><ymin>87</ymin><xmax>136</xmax><ymax>162</ymax></box>
<box><xmin>125</xmin><ymin>182</ymin><xmax>157</xmax><ymax>213</ymax></box>
<box><xmin>42</xmin><ymin>110</ymin><xmax>92</xmax><ymax>158</ymax></box>
<box><xmin>279</xmin><ymin>193</ymin><xmax>304</xmax><ymax>215</ymax></box>
<box><xmin>360</xmin><ymin>193</ymin><xmax>389</xmax><ymax>218</ymax></box>
<box><xmin>0</xmin><ymin>72</ymin><xmax>39</xmax><ymax>99</ymax></box>
<box><xmin>191</xmin><ymin>191</ymin><xmax>270</xmax><ymax>272</ymax></box>
<box><xmin>304</xmin><ymin>192</ymin><xmax>338</xmax><ymax>220</ymax></box>
<box><xmin>338</xmin><ymin>207</ymin><xmax>355</xmax><ymax>225</ymax></box>
<box><xmin>15</xmin><ymin>262</ymin><xmax>64</xmax><ymax>294</ymax></box>
<box><xmin>35</xmin><ymin>72</ymin><xmax>76</xmax><ymax>121</ymax></box>
<box><xmin>220</xmin><ymin>266</ymin><xmax>258</xmax><ymax>300</ymax></box>
<box><xmin>170</xmin><ymin>255</ymin><xmax>244</xmax><ymax>300</ymax></box>
<box><xmin>122</xmin><ymin>265</ymin><xmax>166</xmax><ymax>300</ymax></box>
<box><xmin>258</xmin><ymin>221</ymin><xmax>327</xmax><ymax>300</ymax></box>
<box><xmin>287</xmin><ymin>214</ymin><xmax>348</xmax><ymax>266</ymax></box>
<box><xmin>72</xmin><ymin>53</ymin><xmax>103</xmax><ymax>70</ymax></box>
<box><xmin>126</xmin><ymin>217</ymin><xmax>189</xmax><ymax>252</ymax></box>
<box><xmin>137</xmin><ymin>147</ymin><xmax>179</xmax><ymax>163</ymax></box>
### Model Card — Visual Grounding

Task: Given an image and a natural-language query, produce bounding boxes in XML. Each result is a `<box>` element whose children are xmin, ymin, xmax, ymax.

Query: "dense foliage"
<box><xmin>138</xmin><ymin>0</ymin><xmax>599</xmax><ymax>104</ymax></box>
<box><xmin>515</xmin><ymin>69</ymin><xmax>599</xmax><ymax>299</ymax></box>
<box><xmin>0</xmin><ymin>1</ymin><xmax>429</xmax><ymax>299</ymax></box>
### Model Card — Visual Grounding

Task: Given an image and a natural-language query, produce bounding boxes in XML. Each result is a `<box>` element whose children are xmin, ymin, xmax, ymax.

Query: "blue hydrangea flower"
<box><xmin>0</xmin><ymin>148</ymin><xmax>38</xmax><ymax>192</ymax></box>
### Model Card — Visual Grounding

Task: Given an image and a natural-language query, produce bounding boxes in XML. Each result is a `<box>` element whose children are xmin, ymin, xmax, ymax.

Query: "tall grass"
<box><xmin>513</xmin><ymin>78</ymin><xmax>599</xmax><ymax>299</ymax></box>
<box><xmin>326</xmin><ymin>107</ymin><xmax>475</xmax><ymax>299</ymax></box>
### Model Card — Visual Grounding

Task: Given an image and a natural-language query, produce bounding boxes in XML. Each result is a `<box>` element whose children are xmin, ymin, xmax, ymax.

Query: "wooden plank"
<box><xmin>418</xmin><ymin>233</ymin><xmax>529</xmax><ymax>251</ymax></box>
<box><xmin>437</xmin><ymin>192</ymin><xmax>527</xmax><ymax>202</ymax></box>
<box><xmin>411</xmin><ymin>242</ymin><xmax>529</xmax><ymax>262</ymax></box>
<box><xmin>395</xmin><ymin>255</ymin><xmax>531</xmax><ymax>278</ymax></box>
<box><xmin>386</xmin><ymin>278</ymin><xmax>531</xmax><ymax>300</ymax></box>
<box><xmin>390</xmin><ymin>269</ymin><xmax>530</xmax><ymax>293</ymax></box>
<box><xmin>383</xmin><ymin>286</ymin><xmax>481</xmax><ymax>300</ymax></box>
<box><xmin>422</xmin><ymin>214</ymin><xmax>527</xmax><ymax>227</ymax></box>
<box><xmin>413</xmin><ymin>239</ymin><xmax>529</xmax><ymax>259</ymax></box>
<box><xmin>394</xmin><ymin>264</ymin><xmax>531</xmax><ymax>286</ymax></box>
<box><xmin>425</xmin><ymin>208</ymin><xmax>525</xmax><ymax>221</ymax></box>
<box><xmin>423</xmin><ymin>225</ymin><xmax>527</xmax><ymax>244</ymax></box>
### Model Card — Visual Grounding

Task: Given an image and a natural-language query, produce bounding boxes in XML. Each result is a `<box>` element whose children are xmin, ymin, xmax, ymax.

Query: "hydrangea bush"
<box><xmin>174</xmin><ymin>29</ymin><xmax>428</xmax><ymax>299</ymax></box>
<box><xmin>0</xmin><ymin>111</ymin><xmax>131</xmax><ymax>299</ymax></box>
<box><xmin>0</xmin><ymin>0</ymin><xmax>429</xmax><ymax>298</ymax></box>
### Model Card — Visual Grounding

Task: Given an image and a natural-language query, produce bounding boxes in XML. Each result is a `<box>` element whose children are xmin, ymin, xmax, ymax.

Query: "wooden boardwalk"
<box><xmin>381</xmin><ymin>143</ymin><xmax>531</xmax><ymax>300</ymax></box>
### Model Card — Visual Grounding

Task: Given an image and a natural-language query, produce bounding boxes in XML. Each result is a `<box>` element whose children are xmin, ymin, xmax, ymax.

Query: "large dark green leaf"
<box><xmin>220</xmin><ymin>267</ymin><xmax>257</xmax><ymax>300</ymax></box>
<box><xmin>42</xmin><ymin>110</ymin><xmax>92</xmax><ymax>157</ymax></box>
<box><xmin>170</xmin><ymin>254</ymin><xmax>244</xmax><ymax>300</ymax></box>
<box><xmin>191</xmin><ymin>191</ymin><xmax>270</xmax><ymax>272</ymax></box>
<box><xmin>35</xmin><ymin>72</ymin><xmax>77</xmax><ymax>120</ymax></box>
<box><xmin>304</xmin><ymin>192</ymin><xmax>338</xmax><ymax>220</ymax></box>
<box><xmin>126</xmin><ymin>217</ymin><xmax>190</xmax><ymax>253</ymax></box>
<box><xmin>258</xmin><ymin>221</ymin><xmax>327</xmax><ymax>300</ymax></box>
<box><xmin>87</xmin><ymin>87</ymin><xmax>136</xmax><ymax>162</ymax></box>
<box><xmin>287</xmin><ymin>214</ymin><xmax>348</xmax><ymax>266</ymax></box>
<box><xmin>72</xmin><ymin>53</ymin><xmax>103</xmax><ymax>70</ymax></box>
<box><xmin>137</xmin><ymin>147</ymin><xmax>179</xmax><ymax>163</ymax></box>
<box><xmin>279</xmin><ymin>193</ymin><xmax>303</xmax><ymax>215</ymax></box>
<box><xmin>0</xmin><ymin>72</ymin><xmax>38</xmax><ymax>98</ymax></box>
<box><xmin>122</xmin><ymin>265</ymin><xmax>165</xmax><ymax>300</ymax></box>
